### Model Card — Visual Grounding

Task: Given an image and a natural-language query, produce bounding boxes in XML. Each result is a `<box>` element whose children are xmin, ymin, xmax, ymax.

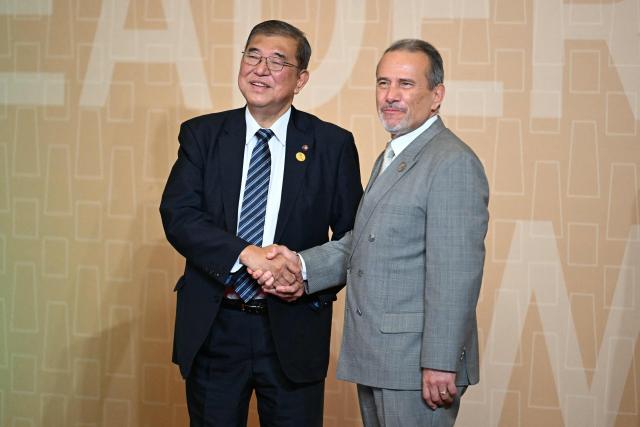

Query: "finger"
<box><xmin>430</xmin><ymin>384</ymin><xmax>443</xmax><ymax>407</ymax></box>
<box><xmin>265</xmin><ymin>246</ymin><xmax>279</xmax><ymax>259</ymax></box>
<box><xmin>274</xmin><ymin>275</ymin><xmax>295</xmax><ymax>288</ymax></box>
<box><xmin>439</xmin><ymin>388</ymin><xmax>453</xmax><ymax>405</ymax></box>
<box><xmin>446</xmin><ymin>382</ymin><xmax>457</xmax><ymax>399</ymax></box>
<box><xmin>262</xmin><ymin>288</ymin><xmax>279</xmax><ymax>296</ymax></box>
<box><xmin>275</xmin><ymin>283</ymin><xmax>300</xmax><ymax>295</ymax></box>
<box><xmin>249</xmin><ymin>269</ymin><xmax>263</xmax><ymax>279</ymax></box>
<box><xmin>255</xmin><ymin>271</ymin><xmax>273</xmax><ymax>285</ymax></box>
<box><xmin>274</xmin><ymin>284</ymin><xmax>295</xmax><ymax>295</ymax></box>
<box><xmin>280</xmin><ymin>270</ymin><xmax>295</xmax><ymax>285</ymax></box>
<box><xmin>259</xmin><ymin>277</ymin><xmax>275</xmax><ymax>289</ymax></box>
<box><xmin>422</xmin><ymin>386</ymin><xmax>436</xmax><ymax>410</ymax></box>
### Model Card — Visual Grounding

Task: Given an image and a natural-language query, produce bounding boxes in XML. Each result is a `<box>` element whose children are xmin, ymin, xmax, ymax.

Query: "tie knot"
<box><xmin>385</xmin><ymin>143</ymin><xmax>395</xmax><ymax>160</ymax></box>
<box><xmin>256</xmin><ymin>128</ymin><xmax>274</xmax><ymax>144</ymax></box>
<box><xmin>380</xmin><ymin>142</ymin><xmax>396</xmax><ymax>173</ymax></box>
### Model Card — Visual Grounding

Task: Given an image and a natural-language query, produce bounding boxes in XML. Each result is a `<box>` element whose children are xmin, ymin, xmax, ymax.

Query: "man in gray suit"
<box><xmin>253</xmin><ymin>39</ymin><xmax>489</xmax><ymax>426</ymax></box>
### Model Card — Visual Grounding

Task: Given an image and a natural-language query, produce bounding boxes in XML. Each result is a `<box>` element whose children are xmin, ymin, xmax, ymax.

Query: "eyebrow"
<box><xmin>247</xmin><ymin>47</ymin><xmax>287</xmax><ymax>60</ymax></box>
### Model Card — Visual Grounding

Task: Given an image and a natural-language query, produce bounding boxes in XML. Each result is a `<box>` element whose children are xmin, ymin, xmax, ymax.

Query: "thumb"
<box><xmin>265</xmin><ymin>245</ymin><xmax>280</xmax><ymax>260</ymax></box>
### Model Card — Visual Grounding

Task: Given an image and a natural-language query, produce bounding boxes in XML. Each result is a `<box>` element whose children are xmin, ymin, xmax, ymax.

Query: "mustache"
<box><xmin>380</xmin><ymin>102</ymin><xmax>406</xmax><ymax>111</ymax></box>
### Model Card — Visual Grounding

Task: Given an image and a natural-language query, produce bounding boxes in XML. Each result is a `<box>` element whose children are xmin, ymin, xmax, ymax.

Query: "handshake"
<box><xmin>239</xmin><ymin>244</ymin><xmax>305</xmax><ymax>302</ymax></box>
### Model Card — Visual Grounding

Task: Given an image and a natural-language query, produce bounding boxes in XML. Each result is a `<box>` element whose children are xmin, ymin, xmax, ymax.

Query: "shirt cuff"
<box><xmin>297</xmin><ymin>253</ymin><xmax>308</xmax><ymax>280</ymax></box>
<box><xmin>230</xmin><ymin>257</ymin><xmax>242</xmax><ymax>273</ymax></box>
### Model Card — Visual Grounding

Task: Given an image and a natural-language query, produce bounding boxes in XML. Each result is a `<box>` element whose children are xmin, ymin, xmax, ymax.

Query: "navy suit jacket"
<box><xmin>160</xmin><ymin>106</ymin><xmax>363</xmax><ymax>382</ymax></box>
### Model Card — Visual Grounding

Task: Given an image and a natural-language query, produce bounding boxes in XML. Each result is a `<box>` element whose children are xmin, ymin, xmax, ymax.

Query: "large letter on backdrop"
<box><xmin>458</xmin><ymin>222</ymin><xmax>639</xmax><ymax>427</ymax></box>
<box><xmin>531</xmin><ymin>0</ymin><xmax>640</xmax><ymax>120</ymax></box>
<box><xmin>79</xmin><ymin>1</ymin><xmax>212</xmax><ymax>110</ymax></box>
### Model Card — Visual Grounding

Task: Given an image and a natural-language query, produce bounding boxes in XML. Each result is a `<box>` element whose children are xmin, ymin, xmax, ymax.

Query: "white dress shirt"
<box><xmin>230</xmin><ymin>107</ymin><xmax>291</xmax><ymax>273</ymax></box>
<box><xmin>383</xmin><ymin>114</ymin><xmax>439</xmax><ymax>168</ymax></box>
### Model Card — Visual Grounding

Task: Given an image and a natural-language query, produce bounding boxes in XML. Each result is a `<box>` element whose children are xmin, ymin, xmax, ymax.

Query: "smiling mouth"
<box><xmin>250</xmin><ymin>81</ymin><xmax>270</xmax><ymax>88</ymax></box>
<box><xmin>382</xmin><ymin>108</ymin><xmax>405</xmax><ymax>114</ymax></box>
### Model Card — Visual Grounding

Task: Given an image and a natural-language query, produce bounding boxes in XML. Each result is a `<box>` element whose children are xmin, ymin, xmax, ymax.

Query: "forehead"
<box><xmin>246</xmin><ymin>34</ymin><xmax>298</xmax><ymax>57</ymax></box>
<box><xmin>376</xmin><ymin>50</ymin><xmax>430</xmax><ymax>81</ymax></box>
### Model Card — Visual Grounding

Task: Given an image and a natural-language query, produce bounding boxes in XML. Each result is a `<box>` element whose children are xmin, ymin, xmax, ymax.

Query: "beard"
<box><xmin>378</xmin><ymin>106</ymin><xmax>410</xmax><ymax>137</ymax></box>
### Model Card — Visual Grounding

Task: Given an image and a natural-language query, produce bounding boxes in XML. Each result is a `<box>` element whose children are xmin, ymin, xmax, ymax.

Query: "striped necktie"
<box><xmin>231</xmin><ymin>128</ymin><xmax>274</xmax><ymax>301</ymax></box>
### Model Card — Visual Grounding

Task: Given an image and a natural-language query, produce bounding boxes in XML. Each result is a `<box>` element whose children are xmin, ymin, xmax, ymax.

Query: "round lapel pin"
<box><xmin>301</xmin><ymin>144</ymin><xmax>309</xmax><ymax>152</ymax></box>
<box><xmin>397</xmin><ymin>162</ymin><xmax>406</xmax><ymax>172</ymax></box>
<box><xmin>296</xmin><ymin>152</ymin><xmax>306</xmax><ymax>162</ymax></box>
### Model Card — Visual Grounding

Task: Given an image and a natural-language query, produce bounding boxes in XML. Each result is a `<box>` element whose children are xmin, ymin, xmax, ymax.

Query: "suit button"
<box><xmin>356</xmin><ymin>308</ymin><xmax>362</xmax><ymax>316</ymax></box>
<box><xmin>357</xmin><ymin>269</ymin><xmax>363</xmax><ymax>277</ymax></box>
<box><xmin>368</xmin><ymin>233</ymin><xmax>375</xmax><ymax>242</ymax></box>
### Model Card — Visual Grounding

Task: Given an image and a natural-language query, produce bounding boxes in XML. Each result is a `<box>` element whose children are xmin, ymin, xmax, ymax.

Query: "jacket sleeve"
<box><xmin>159</xmin><ymin>121</ymin><xmax>248</xmax><ymax>280</ymax></box>
<box><xmin>421</xmin><ymin>150</ymin><xmax>489</xmax><ymax>371</ymax></box>
<box><xmin>301</xmin><ymin>231</ymin><xmax>353</xmax><ymax>294</ymax></box>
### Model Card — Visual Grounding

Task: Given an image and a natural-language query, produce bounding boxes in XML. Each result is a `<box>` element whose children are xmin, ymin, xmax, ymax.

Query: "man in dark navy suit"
<box><xmin>160</xmin><ymin>20</ymin><xmax>363</xmax><ymax>426</ymax></box>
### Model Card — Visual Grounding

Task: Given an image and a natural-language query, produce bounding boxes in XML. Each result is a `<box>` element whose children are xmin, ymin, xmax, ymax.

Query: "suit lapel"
<box><xmin>274</xmin><ymin>107</ymin><xmax>313</xmax><ymax>242</ymax></box>
<box><xmin>218</xmin><ymin>108</ymin><xmax>247</xmax><ymax>233</ymax></box>
<box><xmin>364</xmin><ymin>153</ymin><xmax>385</xmax><ymax>194</ymax></box>
<box><xmin>351</xmin><ymin>118</ymin><xmax>446</xmax><ymax>251</ymax></box>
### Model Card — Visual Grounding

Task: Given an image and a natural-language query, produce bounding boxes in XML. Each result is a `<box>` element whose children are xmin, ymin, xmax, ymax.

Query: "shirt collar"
<box><xmin>389</xmin><ymin>114</ymin><xmax>439</xmax><ymax>156</ymax></box>
<box><xmin>245</xmin><ymin>107</ymin><xmax>291</xmax><ymax>147</ymax></box>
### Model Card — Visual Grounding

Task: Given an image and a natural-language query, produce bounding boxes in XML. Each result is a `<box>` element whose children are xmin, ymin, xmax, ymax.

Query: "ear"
<box><xmin>430</xmin><ymin>84</ymin><xmax>445</xmax><ymax>112</ymax></box>
<box><xmin>294</xmin><ymin>70</ymin><xmax>310</xmax><ymax>95</ymax></box>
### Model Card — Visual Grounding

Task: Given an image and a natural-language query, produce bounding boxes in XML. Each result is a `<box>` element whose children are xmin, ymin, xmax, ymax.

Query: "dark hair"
<box><xmin>384</xmin><ymin>39</ymin><xmax>444</xmax><ymax>88</ymax></box>
<box><xmin>245</xmin><ymin>20</ymin><xmax>312</xmax><ymax>70</ymax></box>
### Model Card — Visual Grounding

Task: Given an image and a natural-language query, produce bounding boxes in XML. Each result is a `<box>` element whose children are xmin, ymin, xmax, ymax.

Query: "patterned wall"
<box><xmin>1</xmin><ymin>0</ymin><xmax>639</xmax><ymax>426</ymax></box>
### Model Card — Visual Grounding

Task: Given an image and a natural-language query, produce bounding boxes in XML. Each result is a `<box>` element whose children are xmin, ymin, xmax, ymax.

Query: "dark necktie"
<box><xmin>230</xmin><ymin>128</ymin><xmax>274</xmax><ymax>301</ymax></box>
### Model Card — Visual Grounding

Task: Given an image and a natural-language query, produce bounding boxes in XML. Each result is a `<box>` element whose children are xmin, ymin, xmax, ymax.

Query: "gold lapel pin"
<box><xmin>397</xmin><ymin>162</ymin><xmax>406</xmax><ymax>172</ymax></box>
<box><xmin>301</xmin><ymin>144</ymin><xmax>309</xmax><ymax>152</ymax></box>
<box><xmin>296</xmin><ymin>152</ymin><xmax>306</xmax><ymax>162</ymax></box>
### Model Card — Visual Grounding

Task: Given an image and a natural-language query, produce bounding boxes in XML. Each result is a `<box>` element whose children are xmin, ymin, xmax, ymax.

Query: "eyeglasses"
<box><xmin>241</xmin><ymin>51</ymin><xmax>298</xmax><ymax>72</ymax></box>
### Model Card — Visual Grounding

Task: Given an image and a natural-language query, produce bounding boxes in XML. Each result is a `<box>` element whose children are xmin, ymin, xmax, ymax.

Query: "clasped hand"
<box><xmin>239</xmin><ymin>244</ymin><xmax>304</xmax><ymax>302</ymax></box>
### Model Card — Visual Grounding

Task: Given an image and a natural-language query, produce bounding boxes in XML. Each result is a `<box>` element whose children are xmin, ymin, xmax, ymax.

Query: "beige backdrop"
<box><xmin>1</xmin><ymin>0</ymin><xmax>639</xmax><ymax>426</ymax></box>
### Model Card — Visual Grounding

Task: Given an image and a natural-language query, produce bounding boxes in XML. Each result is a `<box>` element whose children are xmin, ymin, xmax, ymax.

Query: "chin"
<box><xmin>382</xmin><ymin>121</ymin><xmax>405</xmax><ymax>134</ymax></box>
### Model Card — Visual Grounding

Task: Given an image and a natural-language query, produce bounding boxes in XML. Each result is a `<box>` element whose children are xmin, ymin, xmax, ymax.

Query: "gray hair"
<box><xmin>245</xmin><ymin>20</ymin><xmax>312</xmax><ymax>70</ymax></box>
<box><xmin>384</xmin><ymin>39</ymin><xmax>444</xmax><ymax>88</ymax></box>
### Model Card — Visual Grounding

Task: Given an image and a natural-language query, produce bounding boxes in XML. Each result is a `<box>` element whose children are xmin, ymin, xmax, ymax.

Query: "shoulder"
<box><xmin>292</xmin><ymin>107</ymin><xmax>352</xmax><ymax>140</ymax></box>
<box><xmin>431</xmin><ymin>126</ymin><xmax>481</xmax><ymax>164</ymax></box>
<box><xmin>181</xmin><ymin>108</ymin><xmax>244</xmax><ymax>133</ymax></box>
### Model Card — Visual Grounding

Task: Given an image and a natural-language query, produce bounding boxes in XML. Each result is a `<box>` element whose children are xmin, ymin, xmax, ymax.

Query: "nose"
<box><xmin>384</xmin><ymin>83</ymin><xmax>401</xmax><ymax>103</ymax></box>
<box><xmin>253</xmin><ymin>57</ymin><xmax>271</xmax><ymax>75</ymax></box>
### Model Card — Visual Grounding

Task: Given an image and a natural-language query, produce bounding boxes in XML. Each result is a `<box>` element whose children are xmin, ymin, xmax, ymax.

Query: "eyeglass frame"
<box><xmin>241</xmin><ymin>51</ymin><xmax>300</xmax><ymax>72</ymax></box>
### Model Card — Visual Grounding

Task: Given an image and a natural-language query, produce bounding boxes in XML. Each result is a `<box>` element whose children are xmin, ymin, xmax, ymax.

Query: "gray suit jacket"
<box><xmin>302</xmin><ymin>117</ymin><xmax>489</xmax><ymax>390</ymax></box>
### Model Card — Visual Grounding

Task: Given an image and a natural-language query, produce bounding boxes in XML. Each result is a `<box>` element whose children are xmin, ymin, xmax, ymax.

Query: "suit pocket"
<box><xmin>380</xmin><ymin>312</ymin><xmax>423</xmax><ymax>333</ymax></box>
